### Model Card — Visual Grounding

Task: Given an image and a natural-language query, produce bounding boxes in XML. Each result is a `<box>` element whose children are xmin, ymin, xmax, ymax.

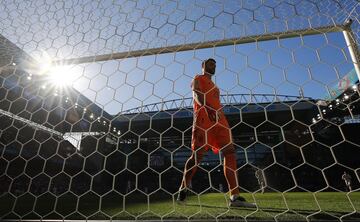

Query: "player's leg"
<box><xmin>211</xmin><ymin>124</ymin><xmax>239</xmax><ymax>196</ymax></box>
<box><xmin>222</xmin><ymin>144</ymin><xmax>255</xmax><ymax>207</ymax></box>
<box><xmin>177</xmin><ymin>126</ymin><xmax>207</xmax><ymax>202</ymax></box>
<box><xmin>347</xmin><ymin>181</ymin><xmax>352</xmax><ymax>191</ymax></box>
<box><xmin>177</xmin><ymin>125</ymin><xmax>207</xmax><ymax>202</ymax></box>
<box><xmin>222</xmin><ymin>143</ymin><xmax>239</xmax><ymax>196</ymax></box>
<box><xmin>217</xmin><ymin>126</ymin><xmax>256</xmax><ymax>208</ymax></box>
<box><xmin>181</xmin><ymin>126</ymin><xmax>207</xmax><ymax>190</ymax></box>
<box><xmin>180</xmin><ymin>147</ymin><xmax>206</xmax><ymax>189</ymax></box>
<box><xmin>177</xmin><ymin>148</ymin><xmax>206</xmax><ymax>202</ymax></box>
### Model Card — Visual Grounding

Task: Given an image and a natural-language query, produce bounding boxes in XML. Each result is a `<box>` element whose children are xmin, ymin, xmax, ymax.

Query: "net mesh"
<box><xmin>0</xmin><ymin>0</ymin><xmax>360</xmax><ymax>221</ymax></box>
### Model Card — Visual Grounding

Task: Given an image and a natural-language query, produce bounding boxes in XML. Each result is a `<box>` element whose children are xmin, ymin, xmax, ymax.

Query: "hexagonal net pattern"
<box><xmin>0</xmin><ymin>0</ymin><xmax>360</xmax><ymax>221</ymax></box>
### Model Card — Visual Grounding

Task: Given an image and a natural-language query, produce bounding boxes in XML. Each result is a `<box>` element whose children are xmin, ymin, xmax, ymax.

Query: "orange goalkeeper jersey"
<box><xmin>191</xmin><ymin>75</ymin><xmax>232</xmax><ymax>153</ymax></box>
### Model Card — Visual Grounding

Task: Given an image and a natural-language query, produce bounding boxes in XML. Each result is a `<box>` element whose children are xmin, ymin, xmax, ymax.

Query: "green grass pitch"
<box><xmin>1</xmin><ymin>192</ymin><xmax>359</xmax><ymax>221</ymax></box>
<box><xmin>107</xmin><ymin>192</ymin><xmax>360</xmax><ymax>221</ymax></box>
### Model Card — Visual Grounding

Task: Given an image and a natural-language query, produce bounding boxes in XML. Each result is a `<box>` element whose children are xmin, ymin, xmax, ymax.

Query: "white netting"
<box><xmin>0</xmin><ymin>0</ymin><xmax>360</xmax><ymax>221</ymax></box>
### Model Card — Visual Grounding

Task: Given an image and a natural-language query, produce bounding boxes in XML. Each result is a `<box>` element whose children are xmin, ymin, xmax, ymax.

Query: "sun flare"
<box><xmin>33</xmin><ymin>51</ymin><xmax>78</xmax><ymax>88</ymax></box>
<box><xmin>47</xmin><ymin>65</ymin><xmax>75</xmax><ymax>87</ymax></box>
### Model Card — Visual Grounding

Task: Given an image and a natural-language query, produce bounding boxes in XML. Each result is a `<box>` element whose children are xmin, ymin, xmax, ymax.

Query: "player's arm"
<box><xmin>192</xmin><ymin>78</ymin><xmax>204</xmax><ymax>106</ymax></box>
<box><xmin>192</xmin><ymin>78</ymin><xmax>217</xmax><ymax>121</ymax></box>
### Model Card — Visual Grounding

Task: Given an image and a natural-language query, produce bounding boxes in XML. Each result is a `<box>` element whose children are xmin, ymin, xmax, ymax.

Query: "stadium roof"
<box><xmin>117</xmin><ymin>93</ymin><xmax>313</xmax><ymax>115</ymax></box>
<box><xmin>0</xmin><ymin>34</ymin><xmax>112</xmax><ymax>134</ymax></box>
<box><xmin>0</xmin><ymin>33</ymin><xmax>36</xmax><ymax>68</ymax></box>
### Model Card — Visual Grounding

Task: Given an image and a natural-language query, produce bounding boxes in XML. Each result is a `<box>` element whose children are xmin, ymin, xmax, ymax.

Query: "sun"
<box><xmin>33</xmin><ymin>51</ymin><xmax>78</xmax><ymax>88</ymax></box>
<box><xmin>46</xmin><ymin>65</ymin><xmax>75</xmax><ymax>87</ymax></box>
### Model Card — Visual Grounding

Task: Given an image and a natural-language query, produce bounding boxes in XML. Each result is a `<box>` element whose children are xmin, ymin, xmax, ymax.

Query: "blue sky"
<box><xmin>70</xmin><ymin>32</ymin><xmax>354</xmax><ymax>114</ymax></box>
<box><xmin>0</xmin><ymin>0</ymin><xmax>358</xmax><ymax>114</ymax></box>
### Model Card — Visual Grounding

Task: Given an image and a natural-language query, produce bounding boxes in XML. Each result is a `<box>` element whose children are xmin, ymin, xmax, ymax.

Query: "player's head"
<box><xmin>202</xmin><ymin>58</ymin><xmax>216</xmax><ymax>75</ymax></box>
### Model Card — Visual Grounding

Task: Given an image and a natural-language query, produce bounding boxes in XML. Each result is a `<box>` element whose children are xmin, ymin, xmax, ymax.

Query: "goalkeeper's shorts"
<box><xmin>191</xmin><ymin>121</ymin><xmax>232</xmax><ymax>154</ymax></box>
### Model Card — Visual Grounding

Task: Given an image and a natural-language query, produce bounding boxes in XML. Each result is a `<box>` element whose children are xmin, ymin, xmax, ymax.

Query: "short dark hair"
<box><xmin>202</xmin><ymin>58</ymin><xmax>216</xmax><ymax>66</ymax></box>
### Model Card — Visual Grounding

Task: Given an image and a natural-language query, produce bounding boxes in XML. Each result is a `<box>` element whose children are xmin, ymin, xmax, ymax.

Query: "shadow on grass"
<box><xmin>186</xmin><ymin>203</ymin><xmax>360</xmax><ymax>221</ymax></box>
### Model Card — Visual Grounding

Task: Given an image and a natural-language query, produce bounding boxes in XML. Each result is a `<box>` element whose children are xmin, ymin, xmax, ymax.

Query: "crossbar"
<box><xmin>52</xmin><ymin>25</ymin><xmax>347</xmax><ymax>65</ymax></box>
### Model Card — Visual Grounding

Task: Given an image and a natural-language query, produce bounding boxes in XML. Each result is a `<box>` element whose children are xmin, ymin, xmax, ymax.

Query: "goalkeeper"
<box><xmin>177</xmin><ymin>58</ymin><xmax>256</xmax><ymax>208</ymax></box>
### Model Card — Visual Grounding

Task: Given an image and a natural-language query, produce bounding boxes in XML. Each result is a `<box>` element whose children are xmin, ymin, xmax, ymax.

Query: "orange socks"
<box><xmin>224</xmin><ymin>152</ymin><xmax>240</xmax><ymax>195</ymax></box>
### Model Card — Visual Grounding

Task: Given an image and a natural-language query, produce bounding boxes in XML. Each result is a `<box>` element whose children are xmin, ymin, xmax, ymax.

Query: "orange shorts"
<box><xmin>191</xmin><ymin>121</ymin><xmax>232</xmax><ymax>154</ymax></box>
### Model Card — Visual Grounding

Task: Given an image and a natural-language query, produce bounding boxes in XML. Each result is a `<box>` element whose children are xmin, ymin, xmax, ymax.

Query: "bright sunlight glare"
<box><xmin>47</xmin><ymin>65</ymin><xmax>75</xmax><ymax>87</ymax></box>
<box><xmin>33</xmin><ymin>51</ymin><xmax>78</xmax><ymax>87</ymax></box>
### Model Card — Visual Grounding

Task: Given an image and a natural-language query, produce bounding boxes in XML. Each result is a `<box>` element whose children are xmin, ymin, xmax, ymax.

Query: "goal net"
<box><xmin>0</xmin><ymin>0</ymin><xmax>360</xmax><ymax>221</ymax></box>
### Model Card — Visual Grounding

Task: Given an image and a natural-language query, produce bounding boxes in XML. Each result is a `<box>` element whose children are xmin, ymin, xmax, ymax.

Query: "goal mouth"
<box><xmin>0</xmin><ymin>0</ymin><xmax>360</xmax><ymax>221</ymax></box>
